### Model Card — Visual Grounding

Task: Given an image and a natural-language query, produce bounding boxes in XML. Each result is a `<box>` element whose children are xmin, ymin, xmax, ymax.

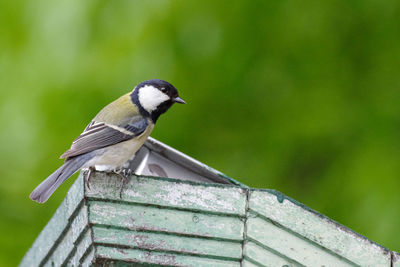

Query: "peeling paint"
<box><xmin>21</xmin><ymin>173</ymin><xmax>397</xmax><ymax>267</ymax></box>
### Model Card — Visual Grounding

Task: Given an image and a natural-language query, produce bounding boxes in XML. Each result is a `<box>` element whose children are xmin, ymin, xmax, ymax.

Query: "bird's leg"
<box><xmin>120</xmin><ymin>168</ymin><xmax>132</xmax><ymax>197</ymax></box>
<box><xmin>113</xmin><ymin>168</ymin><xmax>132</xmax><ymax>198</ymax></box>
<box><xmin>85</xmin><ymin>166</ymin><xmax>95</xmax><ymax>190</ymax></box>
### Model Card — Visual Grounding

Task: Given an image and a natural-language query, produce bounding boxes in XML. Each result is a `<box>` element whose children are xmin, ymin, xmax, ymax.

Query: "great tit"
<box><xmin>30</xmin><ymin>79</ymin><xmax>185</xmax><ymax>203</ymax></box>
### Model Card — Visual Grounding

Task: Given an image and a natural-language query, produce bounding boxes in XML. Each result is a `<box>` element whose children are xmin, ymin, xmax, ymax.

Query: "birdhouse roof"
<box><xmin>131</xmin><ymin>137</ymin><xmax>244</xmax><ymax>186</ymax></box>
<box><xmin>20</xmin><ymin>138</ymin><xmax>399</xmax><ymax>267</ymax></box>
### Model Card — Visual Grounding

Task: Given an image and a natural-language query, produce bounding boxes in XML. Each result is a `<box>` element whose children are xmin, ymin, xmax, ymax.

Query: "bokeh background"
<box><xmin>1</xmin><ymin>0</ymin><xmax>400</xmax><ymax>265</ymax></box>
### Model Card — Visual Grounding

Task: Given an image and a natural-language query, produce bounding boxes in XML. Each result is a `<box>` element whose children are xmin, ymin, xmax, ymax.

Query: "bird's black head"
<box><xmin>131</xmin><ymin>79</ymin><xmax>185</xmax><ymax>123</ymax></box>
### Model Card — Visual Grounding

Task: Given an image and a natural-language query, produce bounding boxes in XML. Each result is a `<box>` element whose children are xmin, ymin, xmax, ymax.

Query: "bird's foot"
<box><xmin>113</xmin><ymin>168</ymin><xmax>132</xmax><ymax>198</ymax></box>
<box><xmin>84</xmin><ymin>166</ymin><xmax>96</xmax><ymax>190</ymax></box>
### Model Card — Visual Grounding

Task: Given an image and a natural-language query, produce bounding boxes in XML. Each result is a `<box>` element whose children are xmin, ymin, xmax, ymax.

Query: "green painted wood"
<box><xmin>241</xmin><ymin>259</ymin><xmax>262</xmax><ymax>267</ymax></box>
<box><xmin>19</xmin><ymin>176</ymin><xmax>85</xmax><ymax>267</ymax></box>
<box><xmin>92</xmin><ymin>226</ymin><xmax>242</xmax><ymax>260</ymax></box>
<box><xmin>88</xmin><ymin>200</ymin><xmax>244</xmax><ymax>241</ymax></box>
<box><xmin>393</xmin><ymin>252</ymin><xmax>400</xmax><ymax>267</ymax></box>
<box><xmin>81</xmin><ymin>246</ymin><xmax>95</xmax><ymax>267</ymax></box>
<box><xmin>246</xmin><ymin>216</ymin><xmax>354</xmax><ymax>266</ymax></box>
<box><xmin>67</xmin><ymin>228</ymin><xmax>93</xmax><ymax>267</ymax></box>
<box><xmin>42</xmin><ymin>204</ymin><xmax>89</xmax><ymax>267</ymax></box>
<box><xmin>21</xmin><ymin>172</ymin><xmax>398</xmax><ymax>267</ymax></box>
<box><xmin>249</xmin><ymin>190</ymin><xmax>391</xmax><ymax>266</ymax></box>
<box><xmin>86</xmin><ymin>173</ymin><xmax>247</xmax><ymax>216</ymax></box>
<box><xmin>95</xmin><ymin>246</ymin><xmax>240</xmax><ymax>267</ymax></box>
<box><xmin>243</xmin><ymin>241</ymin><xmax>298</xmax><ymax>267</ymax></box>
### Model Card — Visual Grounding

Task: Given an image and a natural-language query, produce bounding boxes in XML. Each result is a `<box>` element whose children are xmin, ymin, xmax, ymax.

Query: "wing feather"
<box><xmin>60</xmin><ymin>119</ymin><xmax>148</xmax><ymax>159</ymax></box>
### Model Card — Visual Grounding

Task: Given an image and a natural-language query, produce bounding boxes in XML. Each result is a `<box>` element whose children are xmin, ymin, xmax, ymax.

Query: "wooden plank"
<box><xmin>42</xmin><ymin>204</ymin><xmax>88</xmax><ymax>267</ymax></box>
<box><xmin>94</xmin><ymin>245</ymin><xmax>240</xmax><ymax>267</ymax></box>
<box><xmin>67</xmin><ymin>228</ymin><xmax>93</xmax><ymax>267</ymax></box>
<box><xmin>19</xmin><ymin>175</ymin><xmax>85</xmax><ymax>267</ymax></box>
<box><xmin>80</xmin><ymin>246</ymin><xmax>95</xmax><ymax>267</ymax></box>
<box><xmin>393</xmin><ymin>252</ymin><xmax>400</xmax><ymax>267</ymax></box>
<box><xmin>242</xmin><ymin>259</ymin><xmax>262</xmax><ymax>267</ymax></box>
<box><xmin>21</xmin><ymin>171</ymin><xmax>397</xmax><ymax>267</ymax></box>
<box><xmin>88</xmin><ymin>200</ymin><xmax>244</xmax><ymax>241</ymax></box>
<box><xmin>92</xmin><ymin>226</ymin><xmax>242</xmax><ymax>260</ymax></box>
<box><xmin>243</xmin><ymin>241</ymin><xmax>299</xmax><ymax>267</ymax></box>
<box><xmin>247</xmin><ymin>216</ymin><xmax>353</xmax><ymax>266</ymax></box>
<box><xmin>248</xmin><ymin>190</ymin><xmax>391</xmax><ymax>266</ymax></box>
<box><xmin>86</xmin><ymin>172</ymin><xmax>247</xmax><ymax>216</ymax></box>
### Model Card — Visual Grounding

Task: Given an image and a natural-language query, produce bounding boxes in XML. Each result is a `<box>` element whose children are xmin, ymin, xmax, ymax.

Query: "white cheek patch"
<box><xmin>138</xmin><ymin>85</ymin><xmax>170</xmax><ymax>113</ymax></box>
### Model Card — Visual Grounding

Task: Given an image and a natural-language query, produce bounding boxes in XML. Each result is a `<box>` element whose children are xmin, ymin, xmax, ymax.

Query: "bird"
<box><xmin>30</xmin><ymin>79</ymin><xmax>185</xmax><ymax>203</ymax></box>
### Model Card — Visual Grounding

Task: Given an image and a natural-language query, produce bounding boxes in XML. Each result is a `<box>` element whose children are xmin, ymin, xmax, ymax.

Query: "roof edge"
<box><xmin>145</xmin><ymin>137</ymin><xmax>246</xmax><ymax>187</ymax></box>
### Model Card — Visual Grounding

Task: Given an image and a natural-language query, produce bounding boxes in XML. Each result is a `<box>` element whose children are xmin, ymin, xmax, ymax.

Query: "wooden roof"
<box><xmin>21</xmin><ymin>172</ymin><xmax>397</xmax><ymax>266</ymax></box>
<box><xmin>20</xmin><ymin>138</ymin><xmax>399</xmax><ymax>266</ymax></box>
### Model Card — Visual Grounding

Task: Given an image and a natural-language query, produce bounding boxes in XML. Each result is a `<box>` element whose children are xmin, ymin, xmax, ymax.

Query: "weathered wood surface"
<box><xmin>393</xmin><ymin>252</ymin><xmax>400</xmax><ymax>267</ymax></box>
<box><xmin>92</xmin><ymin>226</ymin><xmax>242</xmax><ymax>259</ymax></box>
<box><xmin>20</xmin><ymin>172</ymin><xmax>398</xmax><ymax>267</ymax></box>
<box><xmin>86</xmin><ymin>173</ymin><xmax>247</xmax><ymax>215</ymax></box>
<box><xmin>89</xmin><ymin>200</ymin><xmax>244</xmax><ymax>240</ymax></box>
<box><xmin>95</xmin><ymin>246</ymin><xmax>240</xmax><ymax>267</ymax></box>
<box><xmin>42</xmin><ymin>205</ymin><xmax>89</xmax><ymax>267</ymax></box>
<box><xmin>247</xmin><ymin>190</ymin><xmax>391</xmax><ymax>266</ymax></box>
<box><xmin>86</xmin><ymin>173</ymin><xmax>246</xmax><ymax>266</ymax></box>
<box><xmin>67</xmin><ymin>228</ymin><xmax>93</xmax><ymax>267</ymax></box>
<box><xmin>243</xmin><ymin>241</ymin><xmax>295</xmax><ymax>266</ymax></box>
<box><xmin>20</xmin><ymin>176</ymin><xmax>85</xmax><ymax>267</ymax></box>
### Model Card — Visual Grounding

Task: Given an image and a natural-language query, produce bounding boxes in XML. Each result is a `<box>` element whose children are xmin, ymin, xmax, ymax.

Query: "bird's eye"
<box><xmin>160</xmin><ymin>87</ymin><xmax>167</xmax><ymax>92</ymax></box>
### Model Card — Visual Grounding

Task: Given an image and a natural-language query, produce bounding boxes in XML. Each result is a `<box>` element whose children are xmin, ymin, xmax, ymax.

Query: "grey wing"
<box><xmin>60</xmin><ymin>119</ymin><xmax>148</xmax><ymax>159</ymax></box>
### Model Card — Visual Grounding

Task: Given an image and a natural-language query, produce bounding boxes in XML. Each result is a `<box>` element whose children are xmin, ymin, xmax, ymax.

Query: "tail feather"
<box><xmin>30</xmin><ymin>155</ymin><xmax>90</xmax><ymax>203</ymax></box>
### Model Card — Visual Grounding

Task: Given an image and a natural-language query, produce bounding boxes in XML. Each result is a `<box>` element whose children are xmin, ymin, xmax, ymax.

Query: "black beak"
<box><xmin>173</xmin><ymin>97</ymin><xmax>186</xmax><ymax>104</ymax></box>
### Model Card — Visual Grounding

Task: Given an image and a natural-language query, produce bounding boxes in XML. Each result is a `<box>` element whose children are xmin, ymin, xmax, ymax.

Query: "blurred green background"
<box><xmin>1</xmin><ymin>0</ymin><xmax>400</xmax><ymax>265</ymax></box>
